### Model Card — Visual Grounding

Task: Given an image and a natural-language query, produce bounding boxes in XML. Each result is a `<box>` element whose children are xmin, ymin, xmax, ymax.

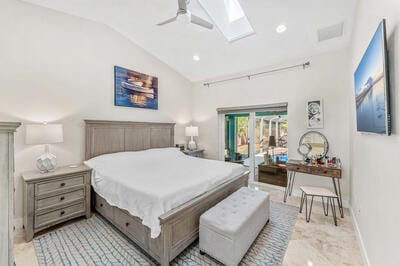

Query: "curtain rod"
<box><xmin>203</xmin><ymin>61</ymin><xmax>311</xmax><ymax>87</ymax></box>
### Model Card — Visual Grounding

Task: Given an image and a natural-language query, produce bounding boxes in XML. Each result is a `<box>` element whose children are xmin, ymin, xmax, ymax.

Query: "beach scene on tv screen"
<box><xmin>354</xmin><ymin>23</ymin><xmax>387</xmax><ymax>134</ymax></box>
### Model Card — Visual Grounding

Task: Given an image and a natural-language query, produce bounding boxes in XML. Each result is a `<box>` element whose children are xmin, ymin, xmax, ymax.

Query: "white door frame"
<box><xmin>217</xmin><ymin>113</ymin><xmax>225</xmax><ymax>161</ymax></box>
<box><xmin>248</xmin><ymin>112</ymin><xmax>256</xmax><ymax>182</ymax></box>
<box><xmin>218</xmin><ymin>112</ymin><xmax>257</xmax><ymax>182</ymax></box>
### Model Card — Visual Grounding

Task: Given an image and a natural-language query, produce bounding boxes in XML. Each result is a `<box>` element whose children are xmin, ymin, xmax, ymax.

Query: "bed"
<box><xmin>84</xmin><ymin>120</ymin><xmax>249</xmax><ymax>265</ymax></box>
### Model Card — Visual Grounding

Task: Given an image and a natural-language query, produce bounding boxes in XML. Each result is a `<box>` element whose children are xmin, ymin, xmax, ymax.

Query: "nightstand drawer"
<box><xmin>35</xmin><ymin>175</ymin><xmax>84</xmax><ymax>196</ymax></box>
<box><xmin>182</xmin><ymin>149</ymin><xmax>204</xmax><ymax>158</ymax></box>
<box><xmin>35</xmin><ymin>202</ymin><xmax>85</xmax><ymax>229</ymax></box>
<box><xmin>36</xmin><ymin>189</ymin><xmax>85</xmax><ymax>211</ymax></box>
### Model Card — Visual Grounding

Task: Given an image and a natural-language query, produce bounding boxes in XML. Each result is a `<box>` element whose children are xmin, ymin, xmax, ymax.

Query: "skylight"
<box><xmin>225</xmin><ymin>0</ymin><xmax>245</xmax><ymax>23</ymax></box>
<box><xmin>198</xmin><ymin>0</ymin><xmax>254</xmax><ymax>42</ymax></box>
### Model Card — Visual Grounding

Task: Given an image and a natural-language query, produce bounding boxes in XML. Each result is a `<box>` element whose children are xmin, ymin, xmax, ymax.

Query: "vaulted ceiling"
<box><xmin>22</xmin><ymin>0</ymin><xmax>358</xmax><ymax>81</ymax></box>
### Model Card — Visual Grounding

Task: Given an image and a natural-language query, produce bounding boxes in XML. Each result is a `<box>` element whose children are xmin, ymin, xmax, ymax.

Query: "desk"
<box><xmin>285</xmin><ymin>160</ymin><xmax>343</xmax><ymax>218</ymax></box>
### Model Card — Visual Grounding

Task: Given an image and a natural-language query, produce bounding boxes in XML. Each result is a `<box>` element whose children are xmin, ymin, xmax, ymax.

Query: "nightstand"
<box><xmin>22</xmin><ymin>164</ymin><xmax>92</xmax><ymax>241</ymax></box>
<box><xmin>182</xmin><ymin>149</ymin><xmax>205</xmax><ymax>158</ymax></box>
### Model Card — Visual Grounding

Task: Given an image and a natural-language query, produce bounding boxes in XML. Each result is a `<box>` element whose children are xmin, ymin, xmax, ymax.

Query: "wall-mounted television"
<box><xmin>354</xmin><ymin>19</ymin><xmax>391</xmax><ymax>135</ymax></box>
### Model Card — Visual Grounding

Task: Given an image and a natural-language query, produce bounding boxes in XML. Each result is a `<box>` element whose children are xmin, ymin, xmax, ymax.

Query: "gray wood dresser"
<box><xmin>22</xmin><ymin>164</ymin><xmax>92</xmax><ymax>241</ymax></box>
<box><xmin>182</xmin><ymin>149</ymin><xmax>205</xmax><ymax>158</ymax></box>
<box><xmin>0</xmin><ymin>122</ymin><xmax>21</xmax><ymax>266</ymax></box>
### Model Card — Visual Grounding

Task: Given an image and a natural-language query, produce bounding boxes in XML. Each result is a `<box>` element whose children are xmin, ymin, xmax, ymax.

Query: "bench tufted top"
<box><xmin>200</xmin><ymin>187</ymin><xmax>270</xmax><ymax>240</ymax></box>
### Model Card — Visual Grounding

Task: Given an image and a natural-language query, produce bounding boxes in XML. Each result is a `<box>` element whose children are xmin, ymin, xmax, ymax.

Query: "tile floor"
<box><xmin>260</xmin><ymin>187</ymin><xmax>364</xmax><ymax>266</ymax></box>
<box><xmin>14</xmin><ymin>187</ymin><xmax>364</xmax><ymax>266</ymax></box>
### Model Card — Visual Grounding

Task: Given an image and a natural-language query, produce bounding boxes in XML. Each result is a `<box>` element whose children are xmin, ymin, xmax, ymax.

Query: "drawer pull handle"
<box><xmin>100</xmin><ymin>203</ymin><xmax>103</xmax><ymax>207</ymax></box>
<box><xmin>60</xmin><ymin>197</ymin><xmax>65</xmax><ymax>201</ymax></box>
<box><xmin>125</xmin><ymin>222</ymin><xmax>130</xmax><ymax>227</ymax></box>
<box><xmin>60</xmin><ymin>183</ymin><xmax>66</xmax><ymax>187</ymax></box>
<box><xmin>60</xmin><ymin>211</ymin><xmax>65</xmax><ymax>216</ymax></box>
<box><xmin>296</xmin><ymin>167</ymin><xmax>300</xmax><ymax>170</ymax></box>
<box><xmin>323</xmin><ymin>171</ymin><xmax>328</xmax><ymax>174</ymax></box>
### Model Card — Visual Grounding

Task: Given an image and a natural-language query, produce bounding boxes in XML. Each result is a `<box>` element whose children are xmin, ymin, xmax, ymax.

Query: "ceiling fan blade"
<box><xmin>157</xmin><ymin>16</ymin><xmax>177</xmax><ymax>26</ymax></box>
<box><xmin>178</xmin><ymin>0</ymin><xmax>187</xmax><ymax>11</ymax></box>
<box><xmin>190</xmin><ymin>14</ymin><xmax>213</xmax><ymax>29</ymax></box>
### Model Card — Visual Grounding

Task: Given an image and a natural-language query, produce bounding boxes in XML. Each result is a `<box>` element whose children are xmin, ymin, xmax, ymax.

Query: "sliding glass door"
<box><xmin>219</xmin><ymin>104</ymin><xmax>288</xmax><ymax>184</ymax></box>
<box><xmin>224</xmin><ymin>113</ymin><xmax>250</xmax><ymax>164</ymax></box>
<box><xmin>251</xmin><ymin>112</ymin><xmax>288</xmax><ymax>183</ymax></box>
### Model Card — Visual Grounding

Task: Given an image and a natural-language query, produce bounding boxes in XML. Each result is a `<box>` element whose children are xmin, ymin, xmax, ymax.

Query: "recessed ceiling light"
<box><xmin>276</xmin><ymin>24</ymin><xmax>287</xmax><ymax>33</ymax></box>
<box><xmin>193</xmin><ymin>55</ymin><xmax>200</xmax><ymax>61</ymax></box>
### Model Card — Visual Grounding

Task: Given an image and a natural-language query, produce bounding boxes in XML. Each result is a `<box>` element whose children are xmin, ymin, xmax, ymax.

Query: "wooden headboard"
<box><xmin>85</xmin><ymin>120</ymin><xmax>175</xmax><ymax>159</ymax></box>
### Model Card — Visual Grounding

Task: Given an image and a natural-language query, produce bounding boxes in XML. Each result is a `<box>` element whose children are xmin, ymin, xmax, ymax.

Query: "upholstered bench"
<box><xmin>199</xmin><ymin>187</ymin><xmax>270</xmax><ymax>266</ymax></box>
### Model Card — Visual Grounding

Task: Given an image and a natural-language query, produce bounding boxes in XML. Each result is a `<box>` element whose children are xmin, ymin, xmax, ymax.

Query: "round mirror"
<box><xmin>298</xmin><ymin>131</ymin><xmax>329</xmax><ymax>159</ymax></box>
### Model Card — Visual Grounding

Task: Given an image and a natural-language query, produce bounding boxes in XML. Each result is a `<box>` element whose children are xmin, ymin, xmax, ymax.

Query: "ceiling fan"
<box><xmin>157</xmin><ymin>0</ymin><xmax>213</xmax><ymax>30</ymax></box>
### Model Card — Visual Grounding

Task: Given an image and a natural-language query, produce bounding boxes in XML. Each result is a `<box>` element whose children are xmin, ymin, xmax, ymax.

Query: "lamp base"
<box><xmin>37</xmin><ymin>152</ymin><xmax>57</xmax><ymax>173</ymax></box>
<box><xmin>188</xmin><ymin>140</ymin><xmax>197</xmax><ymax>151</ymax></box>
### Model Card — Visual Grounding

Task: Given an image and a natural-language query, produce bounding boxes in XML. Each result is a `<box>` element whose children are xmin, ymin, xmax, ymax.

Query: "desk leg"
<box><xmin>284</xmin><ymin>171</ymin><xmax>292</xmax><ymax>202</ymax></box>
<box><xmin>284</xmin><ymin>171</ymin><xmax>296</xmax><ymax>202</ymax></box>
<box><xmin>332</xmin><ymin>178</ymin><xmax>344</xmax><ymax>218</ymax></box>
<box><xmin>284</xmin><ymin>172</ymin><xmax>290</xmax><ymax>202</ymax></box>
<box><xmin>289</xmin><ymin>172</ymin><xmax>296</xmax><ymax>196</ymax></box>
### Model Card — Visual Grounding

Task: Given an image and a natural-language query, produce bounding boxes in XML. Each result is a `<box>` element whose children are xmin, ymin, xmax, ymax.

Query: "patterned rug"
<box><xmin>33</xmin><ymin>201</ymin><xmax>298</xmax><ymax>266</ymax></box>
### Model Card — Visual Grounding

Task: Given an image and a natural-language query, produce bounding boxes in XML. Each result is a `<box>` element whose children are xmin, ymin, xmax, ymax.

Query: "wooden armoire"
<box><xmin>0</xmin><ymin>122</ymin><xmax>21</xmax><ymax>266</ymax></box>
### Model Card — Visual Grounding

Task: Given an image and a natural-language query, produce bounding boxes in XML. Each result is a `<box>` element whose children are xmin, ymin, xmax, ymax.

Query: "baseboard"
<box><xmin>13</xmin><ymin>218</ymin><xmax>23</xmax><ymax>230</ymax></box>
<box><xmin>249</xmin><ymin>181</ymin><xmax>350</xmax><ymax>208</ymax></box>
<box><xmin>350</xmin><ymin>207</ymin><xmax>370</xmax><ymax>266</ymax></box>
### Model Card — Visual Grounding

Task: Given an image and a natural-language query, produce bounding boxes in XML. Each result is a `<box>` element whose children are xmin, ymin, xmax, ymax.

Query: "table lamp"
<box><xmin>25</xmin><ymin>123</ymin><xmax>64</xmax><ymax>173</ymax></box>
<box><xmin>185</xmin><ymin>126</ymin><xmax>198</xmax><ymax>151</ymax></box>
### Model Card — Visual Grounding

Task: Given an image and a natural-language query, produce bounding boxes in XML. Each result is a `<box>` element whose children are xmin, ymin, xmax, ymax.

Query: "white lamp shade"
<box><xmin>185</xmin><ymin>126</ymin><xmax>199</xmax><ymax>137</ymax></box>
<box><xmin>25</xmin><ymin>124</ymin><xmax>64</xmax><ymax>145</ymax></box>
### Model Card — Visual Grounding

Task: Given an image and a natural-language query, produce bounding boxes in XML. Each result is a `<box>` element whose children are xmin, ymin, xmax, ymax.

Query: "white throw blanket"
<box><xmin>85</xmin><ymin>148</ymin><xmax>245</xmax><ymax>238</ymax></box>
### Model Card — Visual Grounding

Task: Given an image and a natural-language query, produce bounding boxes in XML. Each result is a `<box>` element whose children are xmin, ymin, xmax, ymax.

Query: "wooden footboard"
<box><xmin>93</xmin><ymin>171</ymin><xmax>249</xmax><ymax>265</ymax></box>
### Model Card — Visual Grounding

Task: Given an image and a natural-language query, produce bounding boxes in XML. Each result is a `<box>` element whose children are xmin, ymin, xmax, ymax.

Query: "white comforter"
<box><xmin>85</xmin><ymin>148</ymin><xmax>245</xmax><ymax>238</ymax></box>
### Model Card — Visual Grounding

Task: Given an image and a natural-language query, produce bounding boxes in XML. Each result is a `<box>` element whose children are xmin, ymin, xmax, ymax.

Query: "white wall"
<box><xmin>192</xmin><ymin>50</ymin><xmax>351</xmax><ymax>204</ymax></box>
<box><xmin>0</xmin><ymin>0</ymin><xmax>193</xmax><ymax>222</ymax></box>
<box><xmin>349</xmin><ymin>0</ymin><xmax>400</xmax><ymax>265</ymax></box>
<box><xmin>4</xmin><ymin>2</ymin><xmax>399</xmax><ymax>264</ymax></box>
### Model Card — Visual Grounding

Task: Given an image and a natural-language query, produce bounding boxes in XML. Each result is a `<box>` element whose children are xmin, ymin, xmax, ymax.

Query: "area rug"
<box><xmin>33</xmin><ymin>201</ymin><xmax>298</xmax><ymax>266</ymax></box>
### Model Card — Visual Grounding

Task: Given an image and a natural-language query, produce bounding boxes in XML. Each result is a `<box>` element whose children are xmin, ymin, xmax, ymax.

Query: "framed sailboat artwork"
<box><xmin>114</xmin><ymin>66</ymin><xmax>158</xmax><ymax>110</ymax></box>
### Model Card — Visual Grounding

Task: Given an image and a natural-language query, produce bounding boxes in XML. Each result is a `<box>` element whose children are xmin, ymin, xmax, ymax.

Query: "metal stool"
<box><xmin>299</xmin><ymin>186</ymin><xmax>339</xmax><ymax>226</ymax></box>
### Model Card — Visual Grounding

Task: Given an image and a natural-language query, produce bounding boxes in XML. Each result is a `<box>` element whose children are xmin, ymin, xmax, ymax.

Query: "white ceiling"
<box><xmin>22</xmin><ymin>0</ymin><xmax>358</xmax><ymax>81</ymax></box>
